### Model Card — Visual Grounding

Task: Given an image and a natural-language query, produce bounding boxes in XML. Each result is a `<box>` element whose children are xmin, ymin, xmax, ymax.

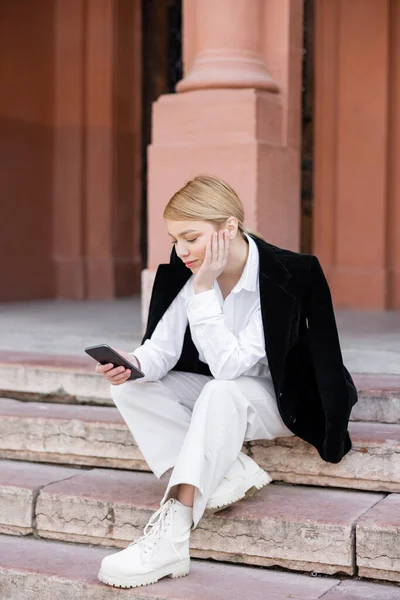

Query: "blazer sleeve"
<box><xmin>305</xmin><ymin>255</ymin><xmax>358</xmax><ymax>463</ymax></box>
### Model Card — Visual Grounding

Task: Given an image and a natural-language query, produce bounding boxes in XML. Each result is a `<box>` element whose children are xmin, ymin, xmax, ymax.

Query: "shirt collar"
<box><xmin>231</xmin><ymin>232</ymin><xmax>259</xmax><ymax>293</ymax></box>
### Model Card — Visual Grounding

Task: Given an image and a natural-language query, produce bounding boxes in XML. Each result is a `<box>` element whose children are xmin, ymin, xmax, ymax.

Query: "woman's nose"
<box><xmin>176</xmin><ymin>243</ymin><xmax>189</xmax><ymax>257</ymax></box>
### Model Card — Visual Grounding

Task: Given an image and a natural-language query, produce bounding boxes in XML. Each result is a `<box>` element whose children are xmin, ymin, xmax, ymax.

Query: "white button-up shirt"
<box><xmin>132</xmin><ymin>233</ymin><xmax>270</xmax><ymax>382</ymax></box>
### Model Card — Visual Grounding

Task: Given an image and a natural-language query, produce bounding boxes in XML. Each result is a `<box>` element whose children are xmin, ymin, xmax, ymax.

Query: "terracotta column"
<box><xmin>53</xmin><ymin>0</ymin><xmax>86</xmax><ymax>300</ymax></box>
<box><xmin>387</xmin><ymin>0</ymin><xmax>400</xmax><ymax>309</ymax></box>
<box><xmin>83</xmin><ymin>0</ymin><xmax>115</xmax><ymax>298</ymax></box>
<box><xmin>144</xmin><ymin>0</ymin><xmax>303</xmax><ymax>325</ymax></box>
<box><xmin>0</xmin><ymin>0</ymin><xmax>55</xmax><ymax>301</ymax></box>
<box><xmin>53</xmin><ymin>0</ymin><xmax>142</xmax><ymax>299</ymax></box>
<box><xmin>314</xmin><ymin>0</ymin><xmax>390</xmax><ymax>309</ymax></box>
<box><xmin>53</xmin><ymin>0</ymin><xmax>115</xmax><ymax>299</ymax></box>
<box><xmin>177</xmin><ymin>0</ymin><xmax>278</xmax><ymax>92</ymax></box>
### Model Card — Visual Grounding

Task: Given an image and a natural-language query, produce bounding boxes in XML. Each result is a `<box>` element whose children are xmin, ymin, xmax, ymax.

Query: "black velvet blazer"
<box><xmin>142</xmin><ymin>235</ymin><xmax>358</xmax><ymax>464</ymax></box>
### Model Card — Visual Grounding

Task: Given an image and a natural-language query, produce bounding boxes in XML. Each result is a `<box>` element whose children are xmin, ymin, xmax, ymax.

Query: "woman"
<box><xmin>95</xmin><ymin>175</ymin><xmax>358</xmax><ymax>589</ymax></box>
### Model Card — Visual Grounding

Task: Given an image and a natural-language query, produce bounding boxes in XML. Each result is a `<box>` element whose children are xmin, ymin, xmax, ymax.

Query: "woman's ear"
<box><xmin>225</xmin><ymin>217</ymin><xmax>238</xmax><ymax>239</ymax></box>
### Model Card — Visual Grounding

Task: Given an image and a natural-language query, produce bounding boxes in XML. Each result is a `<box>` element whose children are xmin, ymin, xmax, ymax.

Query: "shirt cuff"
<box><xmin>129</xmin><ymin>347</ymin><xmax>151</xmax><ymax>381</ymax></box>
<box><xmin>185</xmin><ymin>288</ymin><xmax>222</xmax><ymax>324</ymax></box>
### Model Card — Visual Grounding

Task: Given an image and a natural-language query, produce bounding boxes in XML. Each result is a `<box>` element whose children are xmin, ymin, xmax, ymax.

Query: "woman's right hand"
<box><xmin>95</xmin><ymin>347</ymin><xmax>138</xmax><ymax>386</ymax></box>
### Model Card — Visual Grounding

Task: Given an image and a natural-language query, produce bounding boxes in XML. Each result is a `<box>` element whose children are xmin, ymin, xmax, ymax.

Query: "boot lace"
<box><xmin>129</xmin><ymin>498</ymin><xmax>174</xmax><ymax>555</ymax></box>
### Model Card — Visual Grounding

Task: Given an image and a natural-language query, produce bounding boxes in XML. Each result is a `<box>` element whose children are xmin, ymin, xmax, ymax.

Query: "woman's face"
<box><xmin>165</xmin><ymin>220</ymin><xmax>218</xmax><ymax>272</ymax></box>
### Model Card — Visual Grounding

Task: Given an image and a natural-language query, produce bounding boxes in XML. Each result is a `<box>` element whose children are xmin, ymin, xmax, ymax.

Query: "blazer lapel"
<box><xmin>255</xmin><ymin>237</ymin><xmax>298</xmax><ymax>394</ymax></box>
<box><xmin>142</xmin><ymin>259</ymin><xmax>191</xmax><ymax>341</ymax></box>
<box><xmin>145</xmin><ymin>238</ymin><xmax>298</xmax><ymax>397</ymax></box>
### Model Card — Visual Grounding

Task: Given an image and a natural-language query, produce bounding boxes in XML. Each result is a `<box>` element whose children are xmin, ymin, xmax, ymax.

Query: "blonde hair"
<box><xmin>163</xmin><ymin>175</ymin><xmax>265</xmax><ymax>241</ymax></box>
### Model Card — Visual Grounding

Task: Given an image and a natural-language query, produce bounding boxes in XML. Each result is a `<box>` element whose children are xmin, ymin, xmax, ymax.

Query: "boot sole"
<box><xmin>205</xmin><ymin>469</ymin><xmax>272</xmax><ymax>514</ymax></box>
<box><xmin>98</xmin><ymin>557</ymin><xmax>190</xmax><ymax>588</ymax></box>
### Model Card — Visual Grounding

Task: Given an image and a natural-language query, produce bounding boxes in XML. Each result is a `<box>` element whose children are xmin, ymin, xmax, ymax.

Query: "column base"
<box><xmin>147</xmin><ymin>89</ymin><xmax>300</xmax><ymax>269</ymax></box>
<box><xmin>176</xmin><ymin>50</ymin><xmax>279</xmax><ymax>93</ymax></box>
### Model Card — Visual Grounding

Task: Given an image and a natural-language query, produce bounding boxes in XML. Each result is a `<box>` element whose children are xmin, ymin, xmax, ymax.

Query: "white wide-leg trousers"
<box><xmin>111</xmin><ymin>371</ymin><xmax>294</xmax><ymax>529</ymax></box>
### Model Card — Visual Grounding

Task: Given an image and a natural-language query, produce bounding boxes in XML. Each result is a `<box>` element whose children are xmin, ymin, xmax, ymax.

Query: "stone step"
<box><xmin>1</xmin><ymin>460</ymin><xmax>398</xmax><ymax>582</ymax></box>
<box><xmin>249</xmin><ymin>420</ymin><xmax>400</xmax><ymax>492</ymax></box>
<box><xmin>1</xmin><ymin>398</ymin><xmax>399</xmax><ymax>492</ymax></box>
<box><xmin>0</xmin><ymin>398</ymin><xmax>144</xmax><ymax>470</ymax></box>
<box><xmin>2</xmin><ymin>536</ymin><xmax>399</xmax><ymax>600</ymax></box>
<box><xmin>24</xmin><ymin>462</ymin><xmax>388</xmax><ymax>576</ymax></box>
<box><xmin>0</xmin><ymin>351</ymin><xmax>111</xmax><ymax>405</ymax></box>
<box><xmin>0</xmin><ymin>460</ymin><xmax>79</xmax><ymax>536</ymax></box>
<box><xmin>357</xmin><ymin>493</ymin><xmax>400</xmax><ymax>583</ymax></box>
<box><xmin>353</xmin><ymin>374</ymin><xmax>400</xmax><ymax>423</ymax></box>
<box><xmin>1</xmin><ymin>351</ymin><xmax>400</xmax><ymax>422</ymax></box>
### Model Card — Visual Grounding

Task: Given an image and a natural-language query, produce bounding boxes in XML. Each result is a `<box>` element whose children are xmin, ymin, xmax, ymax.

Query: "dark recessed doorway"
<box><xmin>301</xmin><ymin>0</ymin><xmax>315</xmax><ymax>254</ymax></box>
<box><xmin>141</xmin><ymin>0</ymin><xmax>182</xmax><ymax>269</ymax></box>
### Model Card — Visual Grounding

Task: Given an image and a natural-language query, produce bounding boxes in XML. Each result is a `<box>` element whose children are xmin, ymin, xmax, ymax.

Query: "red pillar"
<box><xmin>53</xmin><ymin>0</ymin><xmax>85</xmax><ymax>299</ymax></box>
<box><xmin>387</xmin><ymin>0</ymin><xmax>400</xmax><ymax>309</ymax></box>
<box><xmin>53</xmin><ymin>0</ymin><xmax>142</xmax><ymax>299</ymax></box>
<box><xmin>314</xmin><ymin>0</ymin><xmax>392</xmax><ymax>309</ymax></box>
<box><xmin>177</xmin><ymin>0</ymin><xmax>278</xmax><ymax>92</ymax></box>
<box><xmin>144</xmin><ymin>0</ymin><xmax>304</xmax><ymax>322</ymax></box>
<box><xmin>0</xmin><ymin>0</ymin><xmax>55</xmax><ymax>300</ymax></box>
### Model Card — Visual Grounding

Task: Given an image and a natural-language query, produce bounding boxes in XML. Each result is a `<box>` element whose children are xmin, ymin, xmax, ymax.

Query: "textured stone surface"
<box><xmin>0</xmin><ymin>353</ymin><xmax>112</xmax><ymax>404</ymax></box>
<box><xmin>192</xmin><ymin>485</ymin><xmax>384</xmax><ymax>576</ymax></box>
<box><xmin>0</xmin><ymin>298</ymin><xmax>142</xmax><ymax>356</ymax></box>
<box><xmin>250</xmin><ymin>421</ymin><xmax>400</xmax><ymax>492</ymax></box>
<box><xmin>35</xmin><ymin>468</ymin><xmax>384</xmax><ymax>576</ymax></box>
<box><xmin>352</xmin><ymin>392</ymin><xmax>400</xmax><ymax>424</ymax></box>
<box><xmin>353</xmin><ymin>374</ymin><xmax>400</xmax><ymax>424</ymax></box>
<box><xmin>0</xmin><ymin>535</ymin><xmax>342</xmax><ymax>600</ymax></box>
<box><xmin>1</xmin><ymin>354</ymin><xmax>400</xmax><ymax>420</ymax></box>
<box><xmin>323</xmin><ymin>579</ymin><xmax>400</xmax><ymax>599</ymax></box>
<box><xmin>357</xmin><ymin>493</ymin><xmax>400</xmax><ymax>582</ymax></box>
<box><xmin>2</xmin><ymin>399</ymin><xmax>399</xmax><ymax>494</ymax></box>
<box><xmin>35</xmin><ymin>470</ymin><xmax>169</xmax><ymax>547</ymax></box>
<box><xmin>0</xmin><ymin>398</ymin><xmax>145</xmax><ymax>469</ymax></box>
<box><xmin>2</xmin><ymin>290</ymin><xmax>400</xmax><ymax>368</ymax></box>
<box><xmin>0</xmin><ymin>460</ymin><xmax>77</xmax><ymax>535</ymax></box>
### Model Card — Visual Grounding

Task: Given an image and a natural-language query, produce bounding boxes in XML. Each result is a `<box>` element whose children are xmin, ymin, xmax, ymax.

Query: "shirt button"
<box><xmin>289</xmin><ymin>415</ymin><xmax>297</xmax><ymax>424</ymax></box>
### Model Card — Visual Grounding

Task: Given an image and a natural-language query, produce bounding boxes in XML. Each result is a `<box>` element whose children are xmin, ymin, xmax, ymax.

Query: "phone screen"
<box><xmin>85</xmin><ymin>344</ymin><xmax>144</xmax><ymax>380</ymax></box>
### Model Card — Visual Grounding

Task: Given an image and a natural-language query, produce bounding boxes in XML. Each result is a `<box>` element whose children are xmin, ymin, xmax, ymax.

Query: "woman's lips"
<box><xmin>185</xmin><ymin>260</ymin><xmax>197</xmax><ymax>268</ymax></box>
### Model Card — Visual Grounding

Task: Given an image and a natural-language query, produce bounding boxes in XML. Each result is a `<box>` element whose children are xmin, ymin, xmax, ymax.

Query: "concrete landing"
<box><xmin>0</xmin><ymin>300</ymin><xmax>399</xmax><ymax>374</ymax></box>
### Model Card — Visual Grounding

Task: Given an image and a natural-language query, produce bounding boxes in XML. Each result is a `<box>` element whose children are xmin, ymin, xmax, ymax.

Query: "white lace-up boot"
<box><xmin>98</xmin><ymin>498</ymin><xmax>193</xmax><ymax>588</ymax></box>
<box><xmin>205</xmin><ymin>451</ymin><xmax>272</xmax><ymax>513</ymax></box>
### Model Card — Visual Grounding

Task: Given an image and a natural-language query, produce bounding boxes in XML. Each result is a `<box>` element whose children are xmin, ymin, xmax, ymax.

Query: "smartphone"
<box><xmin>84</xmin><ymin>344</ymin><xmax>145</xmax><ymax>381</ymax></box>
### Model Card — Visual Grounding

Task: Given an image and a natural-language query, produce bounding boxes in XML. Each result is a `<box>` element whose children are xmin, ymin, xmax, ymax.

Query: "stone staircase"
<box><xmin>0</xmin><ymin>353</ymin><xmax>399</xmax><ymax>599</ymax></box>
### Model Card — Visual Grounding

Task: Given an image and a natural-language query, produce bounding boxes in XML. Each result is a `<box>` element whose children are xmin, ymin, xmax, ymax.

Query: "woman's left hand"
<box><xmin>193</xmin><ymin>229</ymin><xmax>230</xmax><ymax>294</ymax></box>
